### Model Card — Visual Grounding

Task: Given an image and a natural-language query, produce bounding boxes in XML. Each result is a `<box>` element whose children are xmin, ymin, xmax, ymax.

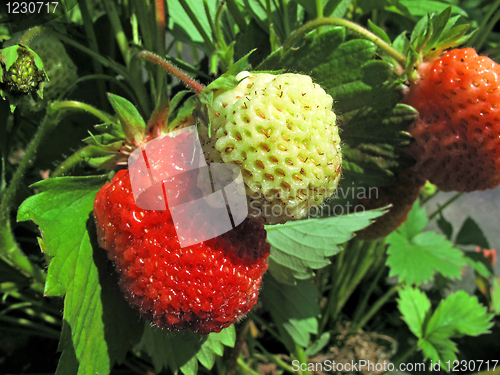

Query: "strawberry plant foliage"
<box><xmin>261</xmin><ymin>275</ymin><xmax>320</xmax><ymax>351</ymax></box>
<box><xmin>398</xmin><ymin>287</ymin><xmax>493</xmax><ymax>363</ymax></box>
<box><xmin>17</xmin><ymin>176</ymin><xmax>143</xmax><ymax>374</ymax></box>
<box><xmin>135</xmin><ymin>323</ymin><xmax>235</xmax><ymax>375</ymax></box>
<box><xmin>265</xmin><ymin>208</ymin><xmax>386</xmax><ymax>283</ymax></box>
<box><xmin>16</xmin><ymin>176</ymin><xmax>236</xmax><ymax>373</ymax></box>
<box><xmin>386</xmin><ymin>201</ymin><xmax>467</xmax><ymax>286</ymax></box>
<box><xmin>2</xmin><ymin>1</ymin><xmax>499</xmax><ymax>373</ymax></box>
<box><xmin>259</xmin><ymin>27</ymin><xmax>417</xmax><ymax>190</ymax></box>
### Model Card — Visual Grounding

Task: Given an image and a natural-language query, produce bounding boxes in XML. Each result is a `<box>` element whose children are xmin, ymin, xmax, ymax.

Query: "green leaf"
<box><xmin>0</xmin><ymin>45</ymin><xmax>21</xmax><ymax>70</ymax></box>
<box><xmin>327</xmin><ymin>0</ymin><xmax>352</xmax><ymax>18</ymax></box>
<box><xmin>199</xmin><ymin>75</ymin><xmax>239</xmax><ymax>107</ymax></box>
<box><xmin>426</xmin><ymin>6</ymin><xmax>452</xmax><ymax>50</ymax></box>
<box><xmin>17</xmin><ymin>176</ymin><xmax>106</xmax><ymax>294</ymax></box>
<box><xmin>304</xmin><ymin>332</ymin><xmax>330</xmax><ymax>356</ymax></box>
<box><xmin>291</xmin><ymin>0</ymin><xmax>326</xmax><ymax>16</ymax></box>
<box><xmin>168</xmin><ymin>94</ymin><xmax>198</xmax><ymax>131</ymax></box>
<box><xmin>455</xmin><ymin>217</ymin><xmax>490</xmax><ymax>249</ymax></box>
<box><xmin>397</xmin><ymin>199</ymin><xmax>428</xmax><ymax>240</ymax></box>
<box><xmin>135</xmin><ymin>323</ymin><xmax>235</xmax><ymax>375</ymax></box>
<box><xmin>167</xmin><ymin>0</ymin><xmax>215</xmax><ymax>53</ymax></box>
<box><xmin>367</xmin><ymin>20</ymin><xmax>391</xmax><ymax>44</ymax></box>
<box><xmin>421</xmin><ymin>291</ymin><xmax>493</xmax><ymax>362</ymax></box>
<box><xmin>398</xmin><ymin>287</ymin><xmax>431</xmax><ymax>338</ymax></box>
<box><xmin>107</xmin><ymin>93</ymin><xmax>146</xmax><ymax>143</ymax></box>
<box><xmin>392</xmin><ymin>32</ymin><xmax>411</xmax><ymax>56</ymax></box>
<box><xmin>265</xmin><ymin>209</ymin><xmax>386</xmax><ymax>280</ymax></box>
<box><xmin>223</xmin><ymin>49</ymin><xmax>256</xmax><ymax>77</ymax></box>
<box><xmin>410</xmin><ymin>12</ymin><xmax>430</xmax><ymax>45</ymax></box>
<box><xmin>387</xmin><ymin>230</ymin><xmax>466</xmax><ymax>285</ymax></box>
<box><xmin>261</xmin><ymin>274</ymin><xmax>320</xmax><ymax>351</ymax></box>
<box><xmin>426</xmin><ymin>290</ymin><xmax>493</xmax><ymax>337</ymax></box>
<box><xmin>399</xmin><ymin>1</ymin><xmax>467</xmax><ymax>17</ymax></box>
<box><xmin>17</xmin><ymin>176</ymin><xmax>143</xmax><ymax>375</ymax></box>
<box><xmin>419</xmin><ymin>336</ymin><xmax>458</xmax><ymax>363</ymax></box>
<box><xmin>94</xmin><ymin>122</ymin><xmax>125</xmax><ymax>140</ymax></box>
<box><xmin>361</xmin><ymin>60</ymin><xmax>392</xmax><ymax>87</ymax></box>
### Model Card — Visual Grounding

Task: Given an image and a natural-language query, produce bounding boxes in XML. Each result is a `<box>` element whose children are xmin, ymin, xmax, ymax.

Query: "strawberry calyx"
<box><xmin>84</xmin><ymin>91</ymin><xmax>197</xmax><ymax>170</ymax></box>
<box><xmin>402</xmin><ymin>7</ymin><xmax>474</xmax><ymax>83</ymax></box>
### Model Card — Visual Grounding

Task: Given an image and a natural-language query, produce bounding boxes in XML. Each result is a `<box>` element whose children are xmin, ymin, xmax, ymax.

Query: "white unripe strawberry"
<box><xmin>198</xmin><ymin>71</ymin><xmax>342</xmax><ymax>224</ymax></box>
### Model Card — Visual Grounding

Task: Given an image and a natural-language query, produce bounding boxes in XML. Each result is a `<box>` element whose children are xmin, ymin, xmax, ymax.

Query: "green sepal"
<box><xmin>146</xmin><ymin>88</ymin><xmax>172</xmax><ymax>136</ymax></box>
<box><xmin>87</xmin><ymin>154</ymin><xmax>126</xmax><ymax>169</ymax></box>
<box><xmin>94</xmin><ymin>122</ymin><xmax>126</xmax><ymax>140</ymax></box>
<box><xmin>406</xmin><ymin>7</ymin><xmax>472</xmax><ymax>67</ymax></box>
<box><xmin>83</xmin><ymin>132</ymin><xmax>121</xmax><ymax>147</ymax></box>
<box><xmin>168</xmin><ymin>94</ymin><xmax>198</xmax><ymax>131</ymax></box>
<box><xmin>0</xmin><ymin>45</ymin><xmax>21</xmax><ymax>72</ymax></box>
<box><xmin>223</xmin><ymin>48</ymin><xmax>256</xmax><ymax>77</ymax></box>
<box><xmin>107</xmin><ymin>93</ymin><xmax>147</xmax><ymax>144</ymax></box>
<box><xmin>199</xmin><ymin>75</ymin><xmax>239</xmax><ymax>108</ymax></box>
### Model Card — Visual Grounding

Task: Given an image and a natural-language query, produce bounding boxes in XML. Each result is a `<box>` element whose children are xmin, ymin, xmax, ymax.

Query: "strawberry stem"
<box><xmin>51</xmin><ymin>145</ymin><xmax>104</xmax><ymax>178</ymax></box>
<box><xmin>154</xmin><ymin>0</ymin><xmax>166</xmax><ymax>96</ymax></box>
<box><xmin>137</xmin><ymin>51</ymin><xmax>205</xmax><ymax>94</ymax></box>
<box><xmin>0</xmin><ymin>101</ymin><xmax>114</xmax><ymax>284</ymax></box>
<box><xmin>283</xmin><ymin>18</ymin><xmax>407</xmax><ymax>69</ymax></box>
<box><xmin>19</xmin><ymin>25</ymin><xmax>44</xmax><ymax>46</ymax></box>
<box><xmin>47</xmin><ymin>101</ymin><xmax>115</xmax><ymax>123</ymax></box>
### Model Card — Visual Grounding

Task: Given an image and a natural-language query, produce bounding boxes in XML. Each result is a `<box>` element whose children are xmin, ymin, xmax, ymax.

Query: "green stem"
<box><xmin>154</xmin><ymin>0</ymin><xmax>166</xmax><ymax>96</ymax></box>
<box><xmin>332</xmin><ymin>241</ymin><xmax>376</xmax><ymax>319</ymax></box>
<box><xmin>214</xmin><ymin>1</ymin><xmax>228</xmax><ymax>50</ymax></box>
<box><xmin>0</xmin><ymin>315</ymin><xmax>60</xmax><ymax>340</ymax></box>
<box><xmin>351</xmin><ymin>284</ymin><xmax>400</xmax><ymax>332</ymax></box>
<box><xmin>137</xmin><ymin>51</ymin><xmax>205</xmax><ymax>94</ymax></box>
<box><xmin>205</xmin><ymin>0</ymin><xmax>217</xmax><ymax>46</ymax></box>
<box><xmin>250</xmin><ymin>313</ymin><xmax>282</xmax><ymax>344</ymax></box>
<box><xmin>428</xmin><ymin>193</ymin><xmax>463</xmax><ymax>221</ymax></box>
<box><xmin>294</xmin><ymin>344</ymin><xmax>310</xmax><ymax>375</ymax></box>
<box><xmin>0</xmin><ymin>100</ymin><xmax>112</xmax><ymax>285</ymax></box>
<box><xmin>253</xmin><ymin>340</ymin><xmax>295</xmax><ymax>373</ymax></box>
<box><xmin>391</xmin><ymin>341</ymin><xmax>418</xmax><ymax>368</ymax></box>
<box><xmin>351</xmin><ymin>258</ymin><xmax>386</xmax><ymax>324</ymax></box>
<box><xmin>315</xmin><ymin>0</ymin><xmax>323</xmax><ymax>33</ymax></box>
<box><xmin>46</xmin><ymin>30</ymin><xmax>129</xmax><ymax>77</ymax></box>
<box><xmin>237</xmin><ymin>357</ymin><xmax>260</xmax><ymax>375</ymax></box>
<box><xmin>178</xmin><ymin>0</ymin><xmax>216</xmax><ymax>53</ymax></box>
<box><xmin>226</xmin><ymin>0</ymin><xmax>247</xmax><ymax>32</ymax></box>
<box><xmin>469</xmin><ymin>0</ymin><xmax>500</xmax><ymax>48</ymax></box>
<box><xmin>0</xmin><ymin>221</ymin><xmax>45</xmax><ymax>287</ymax></box>
<box><xmin>283</xmin><ymin>18</ymin><xmax>407</xmax><ymax>68</ymax></box>
<box><xmin>51</xmin><ymin>145</ymin><xmax>103</xmax><ymax>178</ymax></box>
<box><xmin>475</xmin><ymin>9</ymin><xmax>500</xmax><ymax>51</ymax></box>
<box><xmin>57</xmin><ymin>74</ymin><xmax>138</xmax><ymax>104</ymax></box>
<box><xmin>227</xmin><ymin>318</ymin><xmax>251</xmax><ymax>375</ymax></box>
<box><xmin>103</xmin><ymin>0</ymin><xmax>131</xmax><ymax>65</ymax></box>
<box><xmin>281</xmin><ymin>0</ymin><xmax>291</xmax><ymax>38</ymax></box>
<box><xmin>19</xmin><ymin>26</ymin><xmax>44</xmax><ymax>45</ymax></box>
<box><xmin>77</xmin><ymin>0</ymin><xmax>108</xmax><ymax>111</ymax></box>
<box><xmin>319</xmin><ymin>243</ymin><xmax>349</xmax><ymax>332</ymax></box>
<box><xmin>48</xmin><ymin>101</ymin><xmax>115</xmax><ymax>124</ymax></box>
<box><xmin>0</xmin><ymin>109</ymin><xmax>56</xmax><ymax>220</ymax></box>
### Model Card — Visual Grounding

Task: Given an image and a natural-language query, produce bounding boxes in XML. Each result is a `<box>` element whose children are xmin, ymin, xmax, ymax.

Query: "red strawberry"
<box><xmin>403</xmin><ymin>48</ymin><xmax>500</xmax><ymax>192</ymax></box>
<box><xmin>93</xmin><ymin>169</ymin><xmax>270</xmax><ymax>334</ymax></box>
<box><xmin>356</xmin><ymin>171</ymin><xmax>425</xmax><ymax>241</ymax></box>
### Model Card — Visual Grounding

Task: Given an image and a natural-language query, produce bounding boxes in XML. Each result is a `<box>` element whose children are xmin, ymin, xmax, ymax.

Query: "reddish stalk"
<box><xmin>137</xmin><ymin>51</ymin><xmax>205</xmax><ymax>94</ymax></box>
